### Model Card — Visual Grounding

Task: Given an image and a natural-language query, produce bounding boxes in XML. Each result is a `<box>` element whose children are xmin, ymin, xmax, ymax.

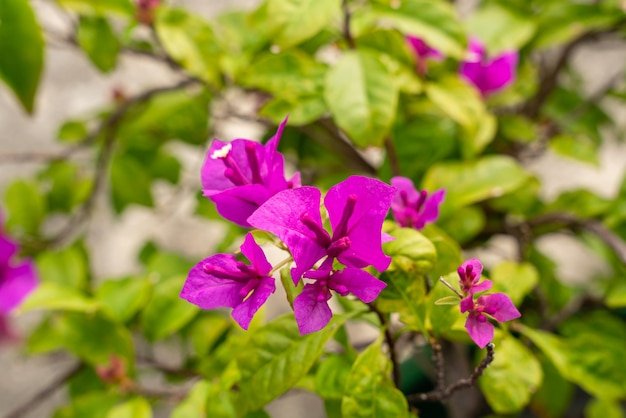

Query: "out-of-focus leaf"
<box><xmin>105</xmin><ymin>397</ymin><xmax>151</xmax><ymax>418</ymax></box>
<box><xmin>57</xmin><ymin>120</ymin><xmax>88</xmax><ymax>143</ymax></box>
<box><xmin>490</xmin><ymin>261</ymin><xmax>539</xmax><ymax>306</ymax></box>
<box><xmin>549</xmin><ymin>135</ymin><xmax>599</xmax><ymax>166</ymax></box>
<box><xmin>0</xmin><ymin>0</ymin><xmax>44</xmax><ymax>113</ymax></box>
<box><xmin>36</xmin><ymin>244</ymin><xmax>89</xmax><ymax>290</ymax></box>
<box><xmin>422</xmin><ymin>156</ymin><xmax>529</xmax><ymax>217</ymax></box>
<box><xmin>427</xmin><ymin>273</ymin><xmax>465</xmax><ymax>339</ymax></box>
<box><xmin>27</xmin><ymin>314</ymin><xmax>72</xmax><ymax>354</ymax></box>
<box><xmin>585</xmin><ymin>398</ymin><xmax>625</xmax><ymax>418</ymax></box>
<box><xmin>341</xmin><ymin>333</ymin><xmax>410</xmax><ymax>418</ymax></box>
<box><xmin>149</xmin><ymin>151</ymin><xmax>181</xmax><ymax>184</ymax></box>
<box><xmin>4</xmin><ymin>179</ymin><xmax>46</xmax><ymax>236</ymax></box>
<box><xmin>56</xmin><ymin>0</ymin><xmax>133</xmax><ymax>17</ymax></box>
<box><xmin>155</xmin><ymin>8</ymin><xmax>221</xmax><ymax>86</ymax></box>
<box><xmin>315</xmin><ymin>354</ymin><xmax>353</xmax><ymax>400</ymax></box>
<box><xmin>19</xmin><ymin>283</ymin><xmax>98</xmax><ymax>313</ymax></box>
<box><xmin>546</xmin><ymin>189</ymin><xmax>612</xmax><ymax>218</ymax></box>
<box><xmin>266</xmin><ymin>0</ymin><xmax>341</xmax><ymax>49</ymax></box>
<box><xmin>369</xmin><ymin>0</ymin><xmax>466</xmax><ymax>58</ymax></box>
<box><xmin>53</xmin><ymin>392</ymin><xmax>121</xmax><ymax>418</ymax></box>
<box><xmin>170</xmin><ymin>380</ymin><xmax>210</xmax><ymax>418</ymax></box>
<box><xmin>141</xmin><ymin>274</ymin><xmax>198</xmax><ymax>341</ymax></box>
<box><xmin>425</xmin><ymin>76</ymin><xmax>496</xmax><ymax>157</ymax></box>
<box><xmin>110</xmin><ymin>154</ymin><xmax>154</xmax><ymax>213</ymax></box>
<box><xmin>437</xmin><ymin>205</ymin><xmax>485</xmax><ymax>244</ymax></box>
<box><xmin>325</xmin><ymin>50</ymin><xmax>398</xmax><ymax>147</ymax></box>
<box><xmin>76</xmin><ymin>16</ymin><xmax>120</xmax><ymax>73</ymax></box>
<box><xmin>467</xmin><ymin>2</ymin><xmax>536</xmax><ymax>53</ymax></box>
<box><xmin>39</xmin><ymin>161</ymin><xmax>92</xmax><ymax>213</ymax></box>
<box><xmin>530</xmin><ymin>356</ymin><xmax>574</xmax><ymax>418</ymax></box>
<box><xmin>488</xmin><ymin>176</ymin><xmax>543</xmax><ymax>217</ymax></box>
<box><xmin>421</xmin><ymin>225</ymin><xmax>464</xmax><ymax>278</ymax></box>
<box><xmin>96</xmin><ymin>276</ymin><xmax>152</xmax><ymax>323</ymax></box>
<box><xmin>187</xmin><ymin>313</ymin><xmax>232</xmax><ymax>357</ymax></box>
<box><xmin>377</xmin><ymin>269</ymin><xmax>427</xmax><ymax>333</ymax></box>
<box><xmin>499</xmin><ymin>114</ymin><xmax>538</xmax><ymax>144</ymax></box>
<box><xmin>260</xmin><ymin>95</ymin><xmax>327</xmax><ymax>125</ymax></box>
<box><xmin>479</xmin><ymin>332</ymin><xmax>543</xmax><ymax>414</ymax></box>
<box><xmin>236</xmin><ymin>313</ymin><xmax>351</xmax><ymax>415</ymax></box>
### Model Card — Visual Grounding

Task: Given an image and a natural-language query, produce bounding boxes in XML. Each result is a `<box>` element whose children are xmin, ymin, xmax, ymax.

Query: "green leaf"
<box><xmin>479</xmin><ymin>332</ymin><xmax>543</xmax><ymax>414</ymax></box>
<box><xmin>280</xmin><ymin>267</ymin><xmax>302</xmax><ymax>310</ymax></box>
<box><xmin>585</xmin><ymin>398</ymin><xmax>625</xmax><ymax>418</ymax></box>
<box><xmin>547</xmin><ymin>189</ymin><xmax>612</xmax><ymax>218</ymax></box>
<box><xmin>0</xmin><ymin>0</ymin><xmax>44</xmax><ymax>113</ymax></box>
<box><xmin>425</xmin><ymin>76</ymin><xmax>496</xmax><ymax>157</ymax></box>
<box><xmin>466</xmin><ymin>2</ymin><xmax>536</xmax><ymax>53</ymax></box>
<box><xmin>36</xmin><ymin>244</ymin><xmax>89</xmax><ymax>290</ymax></box>
<box><xmin>606</xmin><ymin>281</ymin><xmax>626</xmax><ymax>308</ymax></box>
<box><xmin>141</xmin><ymin>275</ymin><xmax>198</xmax><ymax>341</ymax></box>
<box><xmin>260</xmin><ymin>95</ymin><xmax>327</xmax><ymax>125</ymax></box>
<box><xmin>530</xmin><ymin>356</ymin><xmax>574</xmax><ymax>418</ymax></box>
<box><xmin>236</xmin><ymin>313</ymin><xmax>351</xmax><ymax>415</ymax></box>
<box><xmin>490</xmin><ymin>261</ymin><xmax>539</xmax><ymax>306</ymax></box>
<box><xmin>57</xmin><ymin>120</ymin><xmax>88</xmax><ymax>143</ymax></box>
<box><xmin>266</xmin><ymin>0</ymin><xmax>341</xmax><ymax>49</ymax></box>
<box><xmin>422</xmin><ymin>156</ymin><xmax>529</xmax><ymax>217</ymax></box>
<box><xmin>155</xmin><ymin>8</ymin><xmax>221</xmax><ymax>86</ymax></box>
<box><xmin>39</xmin><ymin>161</ymin><xmax>92</xmax><ymax>213</ymax></box>
<box><xmin>421</xmin><ymin>225</ymin><xmax>463</xmax><ymax>278</ymax></box>
<box><xmin>315</xmin><ymin>355</ymin><xmax>353</xmax><ymax>400</ymax></box>
<box><xmin>369</xmin><ymin>0</ymin><xmax>466</xmax><ymax>58</ymax></box>
<box><xmin>377</xmin><ymin>270</ymin><xmax>427</xmax><ymax>333</ymax></box>
<box><xmin>19</xmin><ymin>282</ymin><xmax>98</xmax><ymax>313</ymax></box>
<box><xmin>4</xmin><ymin>179</ymin><xmax>46</xmax><ymax>236</ymax></box>
<box><xmin>324</xmin><ymin>50</ymin><xmax>398</xmax><ymax>147</ymax></box>
<box><xmin>341</xmin><ymin>333</ymin><xmax>409</xmax><ymax>418</ymax></box>
<box><xmin>383</xmin><ymin>227</ymin><xmax>437</xmax><ymax>274</ymax></box>
<box><xmin>171</xmin><ymin>381</ymin><xmax>210</xmax><ymax>418</ymax></box>
<box><xmin>427</xmin><ymin>274</ymin><xmax>465</xmax><ymax>338</ymax></box>
<box><xmin>110</xmin><ymin>154</ymin><xmax>154</xmax><ymax>213</ymax></box>
<box><xmin>187</xmin><ymin>313</ymin><xmax>232</xmax><ymax>357</ymax></box>
<box><xmin>53</xmin><ymin>392</ymin><xmax>121</xmax><ymax>418</ymax></box>
<box><xmin>96</xmin><ymin>276</ymin><xmax>152</xmax><ymax>323</ymax></box>
<box><xmin>549</xmin><ymin>134</ymin><xmax>599</xmax><ymax>166</ymax></box>
<box><xmin>105</xmin><ymin>397</ymin><xmax>151</xmax><ymax>418</ymax></box>
<box><xmin>56</xmin><ymin>0</ymin><xmax>133</xmax><ymax>17</ymax></box>
<box><xmin>77</xmin><ymin>16</ymin><xmax>120</xmax><ymax>72</ymax></box>
<box><xmin>437</xmin><ymin>205</ymin><xmax>485</xmax><ymax>244</ymax></box>
<box><xmin>149</xmin><ymin>151</ymin><xmax>181</xmax><ymax>184</ymax></box>
<box><xmin>27</xmin><ymin>314</ymin><xmax>73</xmax><ymax>354</ymax></box>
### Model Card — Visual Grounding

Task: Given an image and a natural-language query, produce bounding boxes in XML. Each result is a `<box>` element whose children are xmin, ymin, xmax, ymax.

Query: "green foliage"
<box><xmin>77</xmin><ymin>16</ymin><xmax>120</xmax><ymax>72</ymax></box>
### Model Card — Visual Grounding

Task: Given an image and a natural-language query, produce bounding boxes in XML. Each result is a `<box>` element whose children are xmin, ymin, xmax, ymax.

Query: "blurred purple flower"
<box><xmin>180</xmin><ymin>233</ymin><xmax>275</xmax><ymax>330</ymax></box>
<box><xmin>390</xmin><ymin>177</ymin><xmax>445</xmax><ymax>230</ymax></box>
<box><xmin>460</xmin><ymin>38</ymin><xmax>518</xmax><ymax>97</ymax></box>
<box><xmin>457</xmin><ymin>258</ymin><xmax>492</xmax><ymax>296</ymax></box>
<box><xmin>248</xmin><ymin>176</ymin><xmax>396</xmax><ymax>284</ymax></box>
<box><xmin>406</xmin><ymin>35</ymin><xmax>443</xmax><ymax>75</ymax></box>
<box><xmin>201</xmin><ymin>116</ymin><xmax>301</xmax><ymax>227</ymax></box>
<box><xmin>461</xmin><ymin>293</ymin><xmax>520</xmax><ymax>348</ymax></box>
<box><xmin>294</xmin><ymin>267</ymin><xmax>386</xmax><ymax>334</ymax></box>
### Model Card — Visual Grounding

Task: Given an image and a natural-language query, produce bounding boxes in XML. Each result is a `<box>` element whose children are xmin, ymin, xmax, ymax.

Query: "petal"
<box><xmin>465</xmin><ymin>312</ymin><xmax>494</xmax><ymax>348</ymax></box>
<box><xmin>201</xmin><ymin>139</ymin><xmax>259</xmax><ymax>193</ymax></box>
<box><xmin>478</xmin><ymin>293</ymin><xmax>521</xmax><ymax>322</ymax></box>
<box><xmin>248</xmin><ymin>187</ymin><xmax>327</xmax><ymax>281</ymax></box>
<box><xmin>482</xmin><ymin>51</ymin><xmax>518</xmax><ymax>94</ymax></box>
<box><xmin>460</xmin><ymin>61</ymin><xmax>487</xmax><ymax>95</ymax></box>
<box><xmin>180</xmin><ymin>256</ymin><xmax>246</xmax><ymax>310</ymax></box>
<box><xmin>0</xmin><ymin>260</ymin><xmax>38</xmax><ymax>314</ymax></box>
<box><xmin>460</xmin><ymin>295</ymin><xmax>474</xmax><ymax>313</ymax></box>
<box><xmin>471</xmin><ymin>279</ymin><xmax>492</xmax><ymax>294</ymax></box>
<box><xmin>329</xmin><ymin>268</ymin><xmax>386</xmax><ymax>303</ymax></box>
<box><xmin>460</xmin><ymin>258</ymin><xmax>483</xmax><ymax>281</ymax></box>
<box><xmin>325</xmin><ymin>176</ymin><xmax>395</xmax><ymax>272</ymax></box>
<box><xmin>231</xmin><ymin>277</ymin><xmax>275</xmax><ymax>330</ymax></box>
<box><xmin>416</xmin><ymin>189</ymin><xmax>445</xmax><ymax>228</ymax></box>
<box><xmin>294</xmin><ymin>283</ymin><xmax>333</xmax><ymax>335</ymax></box>
<box><xmin>0</xmin><ymin>233</ymin><xmax>18</xmax><ymax>265</ymax></box>
<box><xmin>240</xmin><ymin>233</ymin><xmax>272</xmax><ymax>276</ymax></box>
<box><xmin>390</xmin><ymin>176</ymin><xmax>420</xmax><ymax>209</ymax></box>
<box><xmin>208</xmin><ymin>184</ymin><xmax>270</xmax><ymax>227</ymax></box>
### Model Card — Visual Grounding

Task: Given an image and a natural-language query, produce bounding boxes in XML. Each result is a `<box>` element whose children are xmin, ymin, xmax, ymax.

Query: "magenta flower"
<box><xmin>180</xmin><ymin>233</ymin><xmax>275</xmax><ymax>330</ymax></box>
<box><xmin>460</xmin><ymin>293</ymin><xmax>521</xmax><ymax>348</ymax></box>
<box><xmin>460</xmin><ymin>37</ymin><xmax>518</xmax><ymax>97</ymax></box>
<box><xmin>294</xmin><ymin>267</ymin><xmax>386</xmax><ymax>334</ymax></box>
<box><xmin>248</xmin><ymin>176</ymin><xmax>396</xmax><ymax>284</ymax></box>
<box><xmin>390</xmin><ymin>177</ymin><xmax>445</xmax><ymax>230</ymax></box>
<box><xmin>457</xmin><ymin>258</ymin><xmax>492</xmax><ymax>296</ymax></box>
<box><xmin>201</xmin><ymin>116</ymin><xmax>301</xmax><ymax>227</ymax></box>
<box><xmin>406</xmin><ymin>35</ymin><xmax>443</xmax><ymax>75</ymax></box>
<box><xmin>0</xmin><ymin>219</ymin><xmax>38</xmax><ymax>316</ymax></box>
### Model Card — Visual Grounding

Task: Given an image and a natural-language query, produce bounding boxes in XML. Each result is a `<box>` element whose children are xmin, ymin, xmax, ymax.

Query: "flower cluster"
<box><xmin>0</xmin><ymin>213</ymin><xmax>39</xmax><ymax>344</ymax></box>
<box><xmin>455</xmin><ymin>259</ymin><xmax>520</xmax><ymax>348</ymax></box>
<box><xmin>181</xmin><ymin>117</ymin><xmax>393</xmax><ymax>334</ymax></box>
<box><xmin>406</xmin><ymin>35</ymin><xmax>518</xmax><ymax>97</ymax></box>
<box><xmin>390</xmin><ymin>176</ymin><xmax>445</xmax><ymax>230</ymax></box>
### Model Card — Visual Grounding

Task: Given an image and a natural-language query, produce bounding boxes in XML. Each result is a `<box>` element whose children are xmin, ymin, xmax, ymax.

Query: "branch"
<box><xmin>407</xmin><ymin>343</ymin><xmax>495</xmax><ymax>402</ymax></box>
<box><xmin>369</xmin><ymin>303</ymin><xmax>401</xmax><ymax>388</ymax></box>
<box><xmin>342</xmin><ymin>0</ymin><xmax>356</xmax><ymax>49</ymax></box>
<box><xmin>384</xmin><ymin>137</ymin><xmax>401</xmax><ymax>177</ymax></box>
<box><xmin>5</xmin><ymin>363</ymin><xmax>83</xmax><ymax>418</ymax></box>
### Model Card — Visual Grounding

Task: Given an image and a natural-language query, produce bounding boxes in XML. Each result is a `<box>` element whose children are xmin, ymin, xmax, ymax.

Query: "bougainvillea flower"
<box><xmin>180</xmin><ymin>233</ymin><xmax>275</xmax><ymax>330</ymax></box>
<box><xmin>457</xmin><ymin>258</ymin><xmax>492</xmax><ymax>296</ymax></box>
<box><xmin>201</xmin><ymin>116</ymin><xmax>301</xmax><ymax>227</ymax></box>
<box><xmin>390</xmin><ymin>177</ymin><xmax>445</xmax><ymax>230</ymax></box>
<box><xmin>248</xmin><ymin>176</ymin><xmax>396</xmax><ymax>283</ymax></box>
<box><xmin>461</xmin><ymin>293</ymin><xmax>521</xmax><ymax>348</ymax></box>
<box><xmin>294</xmin><ymin>267</ymin><xmax>386</xmax><ymax>334</ymax></box>
<box><xmin>460</xmin><ymin>37</ymin><xmax>518</xmax><ymax>97</ymax></box>
<box><xmin>406</xmin><ymin>35</ymin><xmax>443</xmax><ymax>75</ymax></box>
<box><xmin>0</xmin><ymin>220</ymin><xmax>38</xmax><ymax>316</ymax></box>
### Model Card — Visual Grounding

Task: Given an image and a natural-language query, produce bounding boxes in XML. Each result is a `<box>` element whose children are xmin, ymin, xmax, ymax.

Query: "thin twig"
<box><xmin>430</xmin><ymin>339</ymin><xmax>446</xmax><ymax>391</ymax></box>
<box><xmin>384</xmin><ymin>137</ymin><xmax>401</xmax><ymax>177</ymax></box>
<box><xmin>5</xmin><ymin>363</ymin><xmax>83</xmax><ymax>418</ymax></box>
<box><xmin>369</xmin><ymin>303</ymin><xmax>401</xmax><ymax>388</ymax></box>
<box><xmin>407</xmin><ymin>343</ymin><xmax>495</xmax><ymax>402</ymax></box>
<box><xmin>342</xmin><ymin>0</ymin><xmax>356</xmax><ymax>49</ymax></box>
